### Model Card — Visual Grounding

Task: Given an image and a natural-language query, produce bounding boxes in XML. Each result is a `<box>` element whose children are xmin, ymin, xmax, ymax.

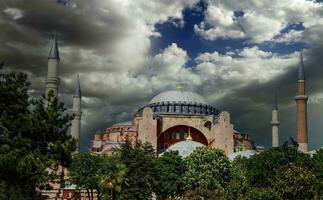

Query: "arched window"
<box><xmin>176</xmin><ymin>132</ymin><xmax>180</xmax><ymax>140</ymax></box>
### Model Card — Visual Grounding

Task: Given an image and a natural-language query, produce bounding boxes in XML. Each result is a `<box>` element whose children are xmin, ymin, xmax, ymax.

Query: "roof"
<box><xmin>48</xmin><ymin>32</ymin><xmax>60</xmax><ymax>60</ymax></box>
<box><xmin>150</xmin><ymin>90</ymin><xmax>208</xmax><ymax>104</ymax></box>
<box><xmin>228</xmin><ymin>150</ymin><xmax>258</xmax><ymax>161</ymax></box>
<box><xmin>165</xmin><ymin>140</ymin><xmax>205</xmax><ymax>158</ymax></box>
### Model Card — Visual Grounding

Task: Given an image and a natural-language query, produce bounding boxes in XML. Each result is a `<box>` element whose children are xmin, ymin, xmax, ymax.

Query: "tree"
<box><xmin>272</xmin><ymin>163</ymin><xmax>318</xmax><ymax>199</ymax></box>
<box><xmin>0</xmin><ymin>130</ymin><xmax>47</xmax><ymax>199</ymax></box>
<box><xmin>312</xmin><ymin>148</ymin><xmax>323</xmax><ymax>198</ymax></box>
<box><xmin>155</xmin><ymin>150</ymin><xmax>186</xmax><ymax>200</ymax></box>
<box><xmin>229</xmin><ymin>147</ymin><xmax>317</xmax><ymax>200</ymax></box>
<box><xmin>99</xmin><ymin>155</ymin><xmax>127</xmax><ymax>200</ymax></box>
<box><xmin>244</xmin><ymin>147</ymin><xmax>311</xmax><ymax>187</ymax></box>
<box><xmin>0</xmin><ymin>69</ymin><xmax>75</xmax><ymax>199</ymax></box>
<box><xmin>241</xmin><ymin>187</ymin><xmax>280</xmax><ymax>200</ymax></box>
<box><xmin>183</xmin><ymin>147</ymin><xmax>230</xmax><ymax>191</ymax></box>
<box><xmin>68</xmin><ymin>153</ymin><xmax>104</xmax><ymax>200</ymax></box>
<box><xmin>29</xmin><ymin>92</ymin><xmax>76</xmax><ymax>189</ymax></box>
<box><xmin>117</xmin><ymin>138</ymin><xmax>158</xmax><ymax>200</ymax></box>
<box><xmin>183</xmin><ymin>189</ymin><xmax>225</xmax><ymax>200</ymax></box>
<box><xmin>225</xmin><ymin>156</ymin><xmax>250</xmax><ymax>200</ymax></box>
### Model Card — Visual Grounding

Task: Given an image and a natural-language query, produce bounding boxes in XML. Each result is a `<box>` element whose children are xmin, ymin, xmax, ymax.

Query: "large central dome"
<box><xmin>150</xmin><ymin>90</ymin><xmax>208</xmax><ymax>104</ymax></box>
<box><xmin>137</xmin><ymin>89</ymin><xmax>219</xmax><ymax>116</ymax></box>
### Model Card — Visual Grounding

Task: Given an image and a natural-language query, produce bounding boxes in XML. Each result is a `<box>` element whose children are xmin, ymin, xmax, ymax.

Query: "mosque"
<box><xmin>44</xmin><ymin>34</ymin><xmax>310</xmax><ymax>158</ymax></box>
<box><xmin>91</xmin><ymin>87</ymin><xmax>254</xmax><ymax>156</ymax></box>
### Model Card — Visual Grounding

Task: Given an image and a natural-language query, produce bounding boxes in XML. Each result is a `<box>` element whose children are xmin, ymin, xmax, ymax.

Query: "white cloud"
<box><xmin>273</xmin><ymin>29</ymin><xmax>304</xmax><ymax>44</ymax></box>
<box><xmin>196</xmin><ymin>47</ymin><xmax>298</xmax><ymax>90</ymax></box>
<box><xmin>194</xmin><ymin>4</ymin><xmax>245</xmax><ymax>40</ymax></box>
<box><xmin>4</xmin><ymin>8</ymin><xmax>23</xmax><ymax>20</ymax></box>
<box><xmin>195</xmin><ymin>0</ymin><xmax>323</xmax><ymax>44</ymax></box>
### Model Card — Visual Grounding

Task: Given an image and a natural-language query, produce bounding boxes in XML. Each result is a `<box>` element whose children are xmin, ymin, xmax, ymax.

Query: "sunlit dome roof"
<box><xmin>150</xmin><ymin>90</ymin><xmax>208</xmax><ymax>104</ymax></box>
<box><xmin>228</xmin><ymin>150</ymin><xmax>258</xmax><ymax>161</ymax></box>
<box><xmin>166</xmin><ymin>140</ymin><xmax>205</xmax><ymax>158</ymax></box>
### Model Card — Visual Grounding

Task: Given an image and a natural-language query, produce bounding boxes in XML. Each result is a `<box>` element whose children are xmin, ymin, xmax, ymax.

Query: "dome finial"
<box><xmin>176</xmin><ymin>83</ymin><xmax>183</xmax><ymax>91</ymax></box>
<box><xmin>186</xmin><ymin>127</ymin><xmax>192</xmax><ymax>141</ymax></box>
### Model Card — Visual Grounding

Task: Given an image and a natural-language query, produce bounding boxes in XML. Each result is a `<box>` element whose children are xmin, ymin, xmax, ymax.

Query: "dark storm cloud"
<box><xmin>0</xmin><ymin>0</ymin><xmax>140</xmax><ymax>150</ymax></box>
<box><xmin>1</xmin><ymin>0</ymin><xmax>129</xmax><ymax>48</ymax></box>
<box><xmin>0</xmin><ymin>0</ymin><xmax>132</xmax><ymax>79</ymax></box>
<box><xmin>212</xmin><ymin>46</ymin><xmax>323</xmax><ymax>149</ymax></box>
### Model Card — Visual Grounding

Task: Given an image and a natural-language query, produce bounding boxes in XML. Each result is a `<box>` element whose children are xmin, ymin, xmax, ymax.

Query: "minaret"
<box><xmin>45</xmin><ymin>32</ymin><xmax>60</xmax><ymax>99</ymax></box>
<box><xmin>71</xmin><ymin>75</ymin><xmax>82</xmax><ymax>152</ymax></box>
<box><xmin>295</xmin><ymin>49</ymin><xmax>308</xmax><ymax>152</ymax></box>
<box><xmin>271</xmin><ymin>88</ymin><xmax>280</xmax><ymax>147</ymax></box>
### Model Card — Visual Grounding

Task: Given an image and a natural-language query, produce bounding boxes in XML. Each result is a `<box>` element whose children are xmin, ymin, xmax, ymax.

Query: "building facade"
<box><xmin>92</xmin><ymin>89</ymin><xmax>255</xmax><ymax>156</ymax></box>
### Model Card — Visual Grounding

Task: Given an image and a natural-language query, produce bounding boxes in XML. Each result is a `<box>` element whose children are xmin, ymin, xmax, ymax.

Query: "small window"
<box><xmin>176</xmin><ymin>132</ymin><xmax>180</xmax><ymax>140</ymax></box>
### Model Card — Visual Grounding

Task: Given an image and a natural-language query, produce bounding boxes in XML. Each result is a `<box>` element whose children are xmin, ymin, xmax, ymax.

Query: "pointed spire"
<box><xmin>298</xmin><ymin>49</ymin><xmax>305</xmax><ymax>80</ymax></box>
<box><xmin>74</xmin><ymin>74</ymin><xmax>81</xmax><ymax>98</ymax></box>
<box><xmin>48</xmin><ymin>31</ymin><xmax>60</xmax><ymax>60</ymax></box>
<box><xmin>273</xmin><ymin>87</ymin><xmax>278</xmax><ymax>110</ymax></box>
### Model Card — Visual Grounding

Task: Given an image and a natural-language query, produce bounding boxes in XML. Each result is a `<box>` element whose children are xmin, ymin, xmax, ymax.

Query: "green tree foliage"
<box><xmin>244</xmin><ymin>147</ymin><xmax>311</xmax><ymax>187</ymax></box>
<box><xmin>312</xmin><ymin>149</ymin><xmax>323</xmax><ymax>197</ymax></box>
<box><xmin>99</xmin><ymin>155</ymin><xmax>127</xmax><ymax>200</ymax></box>
<box><xmin>183</xmin><ymin>189</ymin><xmax>225</xmax><ymax>200</ymax></box>
<box><xmin>117</xmin><ymin>138</ymin><xmax>158</xmax><ymax>200</ymax></box>
<box><xmin>244</xmin><ymin>147</ymin><xmax>287</xmax><ymax>187</ymax></box>
<box><xmin>225</xmin><ymin>156</ymin><xmax>250</xmax><ymax>200</ymax></box>
<box><xmin>68</xmin><ymin>153</ymin><xmax>104</xmax><ymax>200</ymax></box>
<box><xmin>241</xmin><ymin>187</ymin><xmax>280</xmax><ymax>200</ymax></box>
<box><xmin>228</xmin><ymin>147</ymin><xmax>319</xmax><ymax>200</ymax></box>
<box><xmin>183</xmin><ymin>147</ymin><xmax>230</xmax><ymax>191</ymax></box>
<box><xmin>272</xmin><ymin>163</ymin><xmax>318</xmax><ymax>200</ymax></box>
<box><xmin>0</xmin><ymin>69</ymin><xmax>75</xmax><ymax>199</ymax></box>
<box><xmin>155</xmin><ymin>150</ymin><xmax>186</xmax><ymax>200</ymax></box>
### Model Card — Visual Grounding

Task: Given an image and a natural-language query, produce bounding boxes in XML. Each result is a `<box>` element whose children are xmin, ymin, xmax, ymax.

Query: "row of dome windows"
<box><xmin>141</xmin><ymin>103</ymin><xmax>219</xmax><ymax>115</ymax></box>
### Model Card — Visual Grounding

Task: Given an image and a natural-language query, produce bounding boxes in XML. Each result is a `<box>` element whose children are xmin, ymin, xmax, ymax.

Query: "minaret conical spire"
<box><xmin>295</xmin><ymin>48</ymin><xmax>308</xmax><ymax>152</ymax></box>
<box><xmin>71</xmin><ymin>74</ymin><xmax>82</xmax><ymax>152</ymax></box>
<box><xmin>74</xmin><ymin>74</ymin><xmax>81</xmax><ymax>98</ymax></box>
<box><xmin>298</xmin><ymin>49</ymin><xmax>305</xmax><ymax>80</ymax></box>
<box><xmin>48</xmin><ymin>31</ymin><xmax>60</xmax><ymax>60</ymax></box>
<box><xmin>273</xmin><ymin>87</ymin><xmax>278</xmax><ymax>110</ymax></box>
<box><xmin>45</xmin><ymin>32</ymin><xmax>60</xmax><ymax>100</ymax></box>
<box><xmin>271</xmin><ymin>87</ymin><xmax>280</xmax><ymax>147</ymax></box>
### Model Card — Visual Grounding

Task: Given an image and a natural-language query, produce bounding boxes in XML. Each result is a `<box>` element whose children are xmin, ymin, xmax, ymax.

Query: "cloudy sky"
<box><xmin>1</xmin><ymin>0</ymin><xmax>323</xmax><ymax>151</ymax></box>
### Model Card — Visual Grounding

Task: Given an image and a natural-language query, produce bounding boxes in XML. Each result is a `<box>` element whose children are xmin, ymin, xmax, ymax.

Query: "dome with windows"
<box><xmin>150</xmin><ymin>90</ymin><xmax>208</xmax><ymax>105</ymax></box>
<box><xmin>138</xmin><ymin>89</ymin><xmax>219</xmax><ymax>116</ymax></box>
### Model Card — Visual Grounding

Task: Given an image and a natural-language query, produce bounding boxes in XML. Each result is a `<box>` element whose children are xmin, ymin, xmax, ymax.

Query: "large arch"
<box><xmin>157</xmin><ymin>125</ymin><xmax>208</xmax><ymax>153</ymax></box>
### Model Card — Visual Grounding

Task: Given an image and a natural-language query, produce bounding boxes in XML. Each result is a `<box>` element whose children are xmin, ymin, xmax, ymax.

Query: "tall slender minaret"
<box><xmin>271</xmin><ymin>88</ymin><xmax>280</xmax><ymax>147</ymax></box>
<box><xmin>71</xmin><ymin>75</ymin><xmax>82</xmax><ymax>151</ymax></box>
<box><xmin>295</xmin><ymin>49</ymin><xmax>308</xmax><ymax>152</ymax></box>
<box><xmin>45</xmin><ymin>32</ymin><xmax>60</xmax><ymax>99</ymax></box>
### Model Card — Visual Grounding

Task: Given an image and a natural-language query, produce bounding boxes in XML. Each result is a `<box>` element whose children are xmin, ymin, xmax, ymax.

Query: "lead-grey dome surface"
<box><xmin>150</xmin><ymin>90</ymin><xmax>208</xmax><ymax>104</ymax></box>
<box><xmin>228</xmin><ymin>150</ymin><xmax>258</xmax><ymax>161</ymax></box>
<box><xmin>166</xmin><ymin>140</ymin><xmax>205</xmax><ymax>158</ymax></box>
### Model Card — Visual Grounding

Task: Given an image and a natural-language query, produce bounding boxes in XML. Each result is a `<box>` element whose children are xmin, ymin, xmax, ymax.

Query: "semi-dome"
<box><xmin>150</xmin><ymin>90</ymin><xmax>208</xmax><ymax>104</ymax></box>
<box><xmin>166</xmin><ymin>140</ymin><xmax>205</xmax><ymax>158</ymax></box>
